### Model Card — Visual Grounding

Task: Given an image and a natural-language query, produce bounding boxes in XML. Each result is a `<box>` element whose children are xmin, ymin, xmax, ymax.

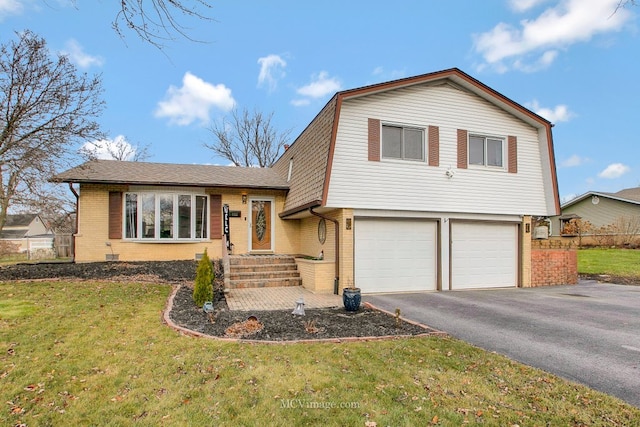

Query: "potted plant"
<box><xmin>342</xmin><ymin>278</ymin><xmax>361</xmax><ymax>312</ymax></box>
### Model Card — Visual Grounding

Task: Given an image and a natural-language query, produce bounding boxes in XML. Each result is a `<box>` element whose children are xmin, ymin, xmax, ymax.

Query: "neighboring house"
<box><xmin>54</xmin><ymin>68</ymin><xmax>560</xmax><ymax>293</ymax></box>
<box><xmin>0</xmin><ymin>214</ymin><xmax>54</xmax><ymax>253</ymax></box>
<box><xmin>550</xmin><ymin>187</ymin><xmax>640</xmax><ymax>238</ymax></box>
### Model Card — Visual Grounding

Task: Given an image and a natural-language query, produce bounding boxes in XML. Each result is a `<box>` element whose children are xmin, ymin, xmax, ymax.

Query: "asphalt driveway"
<box><xmin>365</xmin><ymin>280</ymin><xmax>640</xmax><ymax>408</ymax></box>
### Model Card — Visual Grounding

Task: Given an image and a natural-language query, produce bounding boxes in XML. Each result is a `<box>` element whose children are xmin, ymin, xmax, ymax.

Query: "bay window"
<box><xmin>125</xmin><ymin>192</ymin><xmax>208</xmax><ymax>240</ymax></box>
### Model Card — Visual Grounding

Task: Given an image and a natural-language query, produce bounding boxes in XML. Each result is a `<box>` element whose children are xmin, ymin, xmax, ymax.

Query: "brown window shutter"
<box><xmin>457</xmin><ymin>129</ymin><xmax>468</xmax><ymax>169</ymax></box>
<box><xmin>209</xmin><ymin>194</ymin><xmax>222</xmax><ymax>239</ymax></box>
<box><xmin>428</xmin><ymin>125</ymin><xmax>439</xmax><ymax>167</ymax></box>
<box><xmin>368</xmin><ymin>118</ymin><xmax>380</xmax><ymax>161</ymax></box>
<box><xmin>508</xmin><ymin>135</ymin><xmax>518</xmax><ymax>173</ymax></box>
<box><xmin>108</xmin><ymin>192</ymin><xmax>122</xmax><ymax>239</ymax></box>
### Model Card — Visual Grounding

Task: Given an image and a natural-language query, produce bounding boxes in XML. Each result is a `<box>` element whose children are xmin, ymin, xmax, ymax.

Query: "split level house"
<box><xmin>54</xmin><ymin>68</ymin><xmax>561</xmax><ymax>294</ymax></box>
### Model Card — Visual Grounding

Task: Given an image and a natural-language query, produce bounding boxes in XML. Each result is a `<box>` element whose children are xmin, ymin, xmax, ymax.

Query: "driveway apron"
<box><xmin>365</xmin><ymin>281</ymin><xmax>640</xmax><ymax>408</ymax></box>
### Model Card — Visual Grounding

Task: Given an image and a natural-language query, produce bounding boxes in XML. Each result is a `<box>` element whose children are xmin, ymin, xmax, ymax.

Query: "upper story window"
<box><xmin>124</xmin><ymin>192</ymin><xmax>208</xmax><ymax>240</ymax></box>
<box><xmin>469</xmin><ymin>135</ymin><xmax>504</xmax><ymax>168</ymax></box>
<box><xmin>382</xmin><ymin>124</ymin><xmax>425</xmax><ymax>161</ymax></box>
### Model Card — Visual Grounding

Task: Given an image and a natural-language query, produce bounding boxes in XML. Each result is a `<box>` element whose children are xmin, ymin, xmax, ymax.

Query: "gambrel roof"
<box><xmin>272</xmin><ymin>67</ymin><xmax>560</xmax><ymax>216</ymax></box>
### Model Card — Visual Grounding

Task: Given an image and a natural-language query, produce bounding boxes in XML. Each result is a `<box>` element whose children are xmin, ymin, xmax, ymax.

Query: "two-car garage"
<box><xmin>354</xmin><ymin>217</ymin><xmax>519</xmax><ymax>293</ymax></box>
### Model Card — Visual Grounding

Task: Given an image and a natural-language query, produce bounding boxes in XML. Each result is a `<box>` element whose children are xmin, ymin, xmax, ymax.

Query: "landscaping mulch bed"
<box><xmin>168</xmin><ymin>285</ymin><xmax>433</xmax><ymax>341</ymax></box>
<box><xmin>0</xmin><ymin>260</ymin><xmax>435</xmax><ymax>341</ymax></box>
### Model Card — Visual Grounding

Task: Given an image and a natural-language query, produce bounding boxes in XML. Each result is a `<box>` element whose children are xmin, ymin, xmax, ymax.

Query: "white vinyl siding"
<box><xmin>326</xmin><ymin>83</ymin><xmax>550</xmax><ymax>216</ymax></box>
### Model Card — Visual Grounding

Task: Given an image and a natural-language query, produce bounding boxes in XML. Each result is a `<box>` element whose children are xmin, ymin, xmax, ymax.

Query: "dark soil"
<box><xmin>0</xmin><ymin>260</ymin><xmax>434</xmax><ymax>341</ymax></box>
<box><xmin>0</xmin><ymin>260</ymin><xmax>198</xmax><ymax>283</ymax></box>
<box><xmin>579</xmin><ymin>273</ymin><xmax>640</xmax><ymax>286</ymax></box>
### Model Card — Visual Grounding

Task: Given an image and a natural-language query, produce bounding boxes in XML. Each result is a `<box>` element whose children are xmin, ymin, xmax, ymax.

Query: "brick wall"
<box><xmin>530</xmin><ymin>238</ymin><xmax>578</xmax><ymax>286</ymax></box>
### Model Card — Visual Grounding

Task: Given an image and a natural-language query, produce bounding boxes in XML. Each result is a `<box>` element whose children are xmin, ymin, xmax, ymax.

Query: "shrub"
<box><xmin>193</xmin><ymin>249</ymin><xmax>214</xmax><ymax>307</ymax></box>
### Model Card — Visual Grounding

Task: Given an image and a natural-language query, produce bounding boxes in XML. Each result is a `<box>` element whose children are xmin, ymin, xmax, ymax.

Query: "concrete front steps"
<box><xmin>228</xmin><ymin>255</ymin><xmax>302</xmax><ymax>289</ymax></box>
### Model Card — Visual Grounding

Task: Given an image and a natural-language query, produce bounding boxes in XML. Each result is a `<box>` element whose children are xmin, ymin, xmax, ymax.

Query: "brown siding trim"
<box><xmin>457</xmin><ymin>129</ymin><xmax>468</xmax><ymax>169</ymax></box>
<box><xmin>321</xmin><ymin>95</ymin><xmax>341</xmax><ymax>205</ymax></box>
<box><xmin>209</xmin><ymin>194</ymin><xmax>222</xmax><ymax>239</ymax></box>
<box><xmin>546</xmin><ymin>127</ymin><xmax>561</xmax><ymax>215</ymax></box>
<box><xmin>508</xmin><ymin>135</ymin><xmax>518</xmax><ymax>173</ymax></box>
<box><xmin>108</xmin><ymin>192</ymin><xmax>122</xmax><ymax>239</ymax></box>
<box><xmin>368</xmin><ymin>118</ymin><xmax>381</xmax><ymax>161</ymax></box>
<box><xmin>428</xmin><ymin>125</ymin><xmax>439</xmax><ymax>167</ymax></box>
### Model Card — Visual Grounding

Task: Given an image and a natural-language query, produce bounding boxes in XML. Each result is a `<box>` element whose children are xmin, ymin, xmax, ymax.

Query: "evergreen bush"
<box><xmin>193</xmin><ymin>249</ymin><xmax>214</xmax><ymax>307</ymax></box>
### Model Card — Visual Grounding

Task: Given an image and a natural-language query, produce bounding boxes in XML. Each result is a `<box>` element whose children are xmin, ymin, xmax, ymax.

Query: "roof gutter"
<box><xmin>68</xmin><ymin>183</ymin><xmax>79</xmax><ymax>263</ymax></box>
<box><xmin>278</xmin><ymin>200</ymin><xmax>322</xmax><ymax>219</ymax></box>
<box><xmin>309</xmin><ymin>207</ymin><xmax>340</xmax><ymax>295</ymax></box>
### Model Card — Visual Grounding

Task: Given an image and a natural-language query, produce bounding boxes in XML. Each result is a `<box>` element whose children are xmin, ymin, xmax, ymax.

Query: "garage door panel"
<box><xmin>355</xmin><ymin>219</ymin><xmax>437</xmax><ymax>293</ymax></box>
<box><xmin>451</xmin><ymin>222</ymin><xmax>517</xmax><ymax>290</ymax></box>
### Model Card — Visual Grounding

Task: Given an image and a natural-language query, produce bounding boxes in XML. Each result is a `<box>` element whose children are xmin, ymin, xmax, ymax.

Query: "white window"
<box><xmin>125</xmin><ymin>192</ymin><xmax>208</xmax><ymax>240</ymax></box>
<box><xmin>469</xmin><ymin>135</ymin><xmax>504</xmax><ymax>168</ymax></box>
<box><xmin>382</xmin><ymin>124</ymin><xmax>424</xmax><ymax>161</ymax></box>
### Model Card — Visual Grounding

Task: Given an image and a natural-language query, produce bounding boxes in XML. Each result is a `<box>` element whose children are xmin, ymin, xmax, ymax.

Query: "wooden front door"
<box><xmin>251</xmin><ymin>200</ymin><xmax>272</xmax><ymax>251</ymax></box>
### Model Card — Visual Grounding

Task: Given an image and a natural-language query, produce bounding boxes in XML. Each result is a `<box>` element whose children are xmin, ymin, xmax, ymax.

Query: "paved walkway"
<box><xmin>225</xmin><ymin>286</ymin><xmax>342</xmax><ymax>311</ymax></box>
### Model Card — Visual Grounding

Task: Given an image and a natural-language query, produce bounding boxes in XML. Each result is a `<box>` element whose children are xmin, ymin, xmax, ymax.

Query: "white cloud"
<box><xmin>296</xmin><ymin>71</ymin><xmax>342</xmax><ymax>98</ymax></box>
<box><xmin>370</xmin><ymin>66</ymin><xmax>406</xmax><ymax>81</ymax></box>
<box><xmin>80</xmin><ymin>136</ymin><xmax>136</xmax><ymax>161</ymax></box>
<box><xmin>257</xmin><ymin>54</ymin><xmax>286</xmax><ymax>92</ymax></box>
<box><xmin>598</xmin><ymin>163</ymin><xmax>630</xmax><ymax>179</ymax></box>
<box><xmin>560</xmin><ymin>154</ymin><xmax>589</xmax><ymax>168</ymax></box>
<box><xmin>509</xmin><ymin>0</ymin><xmax>551</xmax><ymax>12</ymax></box>
<box><xmin>61</xmin><ymin>39</ymin><xmax>104</xmax><ymax>69</ymax></box>
<box><xmin>290</xmin><ymin>99</ymin><xmax>310</xmax><ymax>107</ymax></box>
<box><xmin>155</xmin><ymin>72</ymin><xmax>235</xmax><ymax>126</ymax></box>
<box><xmin>0</xmin><ymin>0</ymin><xmax>23</xmax><ymax>19</ymax></box>
<box><xmin>560</xmin><ymin>193</ymin><xmax>577</xmax><ymax>203</ymax></box>
<box><xmin>526</xmin><ymin>99</ymin><xmax>574</xmax><ymax>122</ymax></box>
<box><xmin>474</xmin><ymin>0</ymin><xmax>632</xmax><ymax>72</ymax></box>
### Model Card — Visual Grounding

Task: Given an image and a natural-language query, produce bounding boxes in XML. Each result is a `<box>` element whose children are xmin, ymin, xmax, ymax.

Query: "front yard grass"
<box><xmin>1</xmin><ymin>281</ymin><xmax>638</xmax><ymax>426</ymax></box>
<box><xmin>578</xmin><ymin>248</ymin><xmax>640</xmax><ymax>278</ymax></box>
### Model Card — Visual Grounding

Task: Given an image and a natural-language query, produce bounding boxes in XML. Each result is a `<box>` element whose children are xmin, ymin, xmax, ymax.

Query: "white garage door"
<box><xmin>451</xmin><ymin>222</ymin><xmax>518</xmax><ymax>290</ymax></box>
<box><xmin>354</xmin><ymin>219</ymin><xmax>437</xmax><ymax>293</ymax></box>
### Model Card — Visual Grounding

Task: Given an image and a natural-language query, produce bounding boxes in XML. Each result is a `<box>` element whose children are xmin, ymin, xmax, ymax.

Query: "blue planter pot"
<box><xmin>343</xmin><ymin>288</ymin><xmax>361</xmax><ymax>312</ymax></box>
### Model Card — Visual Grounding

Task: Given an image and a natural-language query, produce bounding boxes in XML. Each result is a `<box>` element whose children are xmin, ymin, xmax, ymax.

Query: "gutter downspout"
<box><xmin>68</xmin><ymin>183</ymin><xmax>79</xmax><ymax>263</ymax></box>
<box><xmin>309</xmin><ymin>207</ymin><xmax>339</xmax><ymax>295</ymax></box>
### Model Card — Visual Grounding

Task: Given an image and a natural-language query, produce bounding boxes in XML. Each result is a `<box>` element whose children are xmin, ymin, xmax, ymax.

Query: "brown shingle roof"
<box><xmin>53</xmin><ymin>160</ymin><xmax>289</xmax><ymax>190</ymax></box>
<box><xmin>4</xmin><ymin>214</ymin><xmax>37</xmax><ymax>227</ymax></box>
<box><xmin>613</xmin><ymin>187</ymin><xmax>640</xmax><ymax>203</ymax></box>
<box><xmin>272</xmin><ymin>96</ymin><xmax>337</xmax><ymax>213</ymax></box>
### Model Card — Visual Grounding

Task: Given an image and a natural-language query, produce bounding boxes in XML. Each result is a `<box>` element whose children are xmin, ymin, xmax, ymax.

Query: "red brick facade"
<box><xmin>530</xmin><ymin>239</ymin><xmax>578</xmax><ymax>286</ymax></box>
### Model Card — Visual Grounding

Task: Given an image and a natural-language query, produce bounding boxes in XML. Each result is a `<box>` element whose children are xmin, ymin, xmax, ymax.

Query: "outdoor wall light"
<box><xmin>242</xmin><ymin>194</ymin><xmax>247</xmax><ymax>204</ymax></box>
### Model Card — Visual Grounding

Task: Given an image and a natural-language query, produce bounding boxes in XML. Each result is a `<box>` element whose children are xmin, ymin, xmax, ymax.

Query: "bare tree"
<box><xmin>112</xmin><ymin>0</ymin><xmax>215</xmax><ymax>49</ymax></box>
<box><xmin>613</xmin><ymin>0</ymin><xmax>637</xmax><ymax>14</ymax></box>
<box><xmin>205</xmin><ymin>108</ymin><xmax>291</xmax><ymax>168</ymax></box>
<box><xmin>80</xmin><ymin>137</ymin><xmax>151</xmax><ymax>161</ymax></box>
<box><xmin>0</xmin><ymin>30</ymin><xmax>105</xmax><ymax>231</ymax></box>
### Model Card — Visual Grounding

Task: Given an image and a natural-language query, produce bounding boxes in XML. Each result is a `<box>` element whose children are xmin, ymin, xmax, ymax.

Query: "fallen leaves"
<box><xmin>224</xmin><ymin>319</ymin><xmax>264</xmax><ymax>338</ymax></box>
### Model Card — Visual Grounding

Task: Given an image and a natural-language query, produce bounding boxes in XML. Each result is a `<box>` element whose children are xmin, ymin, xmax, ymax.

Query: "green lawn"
<box><xmin>1</xmin><ymin>281</ymin><xmax>638</xmax><ymax>426</ymax></box>
<box><xmin>578</xmin><ymin>248</ymin><xmax>640</xmax><ymax>278</ymax></box>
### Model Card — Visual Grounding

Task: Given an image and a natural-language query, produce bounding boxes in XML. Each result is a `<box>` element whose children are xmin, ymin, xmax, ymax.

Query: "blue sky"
<box><xmin>1</xmin><ymin>0</ymin><xmax>639</xmax><ymax>202</ymax></box>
